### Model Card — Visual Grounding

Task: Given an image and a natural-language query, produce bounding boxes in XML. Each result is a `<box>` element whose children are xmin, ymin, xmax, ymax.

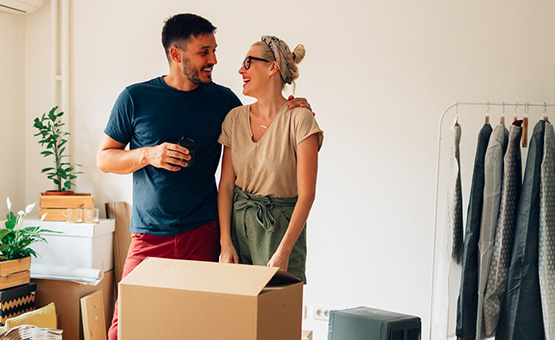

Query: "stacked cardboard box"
<box><xmin>25</xmin><ymin>219</ymin><xmax>115</xmax><ymax>272</ymax></box>
<box><xmin>32</xmin><ymin>271</ymin><xmax>113</xmax><ymax>340</ymax></box>
<box><xmin>21</xmin><ymin>218</ymin><xmax>116</xmax><ymax>340</ymax></box>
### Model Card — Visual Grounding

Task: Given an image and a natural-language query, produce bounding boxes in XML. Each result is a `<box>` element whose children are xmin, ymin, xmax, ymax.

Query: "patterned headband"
<box><xmin>261</xmin><ymin>35</ymin><xmax>293</xmax><ymax>85</ymax></box>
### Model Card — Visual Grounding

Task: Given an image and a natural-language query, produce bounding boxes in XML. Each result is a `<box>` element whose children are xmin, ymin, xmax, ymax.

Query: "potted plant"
<box><xmin>33</xmin><ymin>106</ymin><xmax>83</xmax><ymax>195</ymax></box>
<box><xmin>0</xmin><ymin>198</ymin><xmax>57</xmax><ymax>261</ymax></box>
<box><xmin>0</xmin><ymin>198</ymin><xmax>59</xmax><ymax>289</ymax></box>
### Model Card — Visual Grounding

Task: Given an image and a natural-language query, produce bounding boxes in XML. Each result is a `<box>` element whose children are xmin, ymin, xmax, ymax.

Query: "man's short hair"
<box><xmin>162</xmin><ymin>13</ymin><xmax>216</xmax><ymax>59</ymax></box>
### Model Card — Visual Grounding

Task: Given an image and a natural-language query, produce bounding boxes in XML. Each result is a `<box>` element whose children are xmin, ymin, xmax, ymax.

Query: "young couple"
<box><xmin>97</xmin><ymin>13</ymin><xmax>322</xmax><ymax>340</ymax></box>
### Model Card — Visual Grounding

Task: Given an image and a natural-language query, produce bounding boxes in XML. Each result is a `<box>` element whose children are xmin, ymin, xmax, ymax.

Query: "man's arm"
<box><xmin>96</xmin><ymin>134</ymin><xmax>191</xmax><ymax>174</ymax></box>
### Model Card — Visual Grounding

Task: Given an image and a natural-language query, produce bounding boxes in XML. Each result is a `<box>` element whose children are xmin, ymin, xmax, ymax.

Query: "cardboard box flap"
<box><xmin>268</xmin><ymin>269</ymin><xmax>302</xmax><ymax>286</ymax></box>
<box><xmin>121</xmin><ymin>258</ymin><xmax>285</xmax><ymax>296</ymax></box>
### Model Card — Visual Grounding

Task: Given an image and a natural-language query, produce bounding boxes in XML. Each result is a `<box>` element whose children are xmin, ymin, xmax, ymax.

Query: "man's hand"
<box><xmin>146</xmin><ymin>142</ymin><xmax>190</xmax><ymax>171</ymax></box>
<box><xmin>287</xmin><ymin>95</ymin><xmax>313</xmax><ymax>113</ymax></box>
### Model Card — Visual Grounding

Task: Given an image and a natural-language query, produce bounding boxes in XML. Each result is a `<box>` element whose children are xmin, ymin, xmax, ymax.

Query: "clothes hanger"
<box><xmin>500</xmin><ymin>102</ymin><xmax>505</xmax><ymax>124</ymax></box>
<box><xmin>513</xmin><ymin>102</ymin><xmax>518</xmax><ymax>122</ymax></box>
<box><xmin>544</xmin><ymin>102</ymin><xmax>549</xmax><ymax>122</ymax></box>
<box><xmin>522</xmin><ymin>103</ymin><xmax>528</xmax><ymax>148</ymax></box>
<box><xmin>454</xmin><ymin>102</ymin><xmax>459</xmax><ymax>126</ymax></box>
<box><xmin>485</xmin><ymin>102</ymin><xmax>490</xmax><ymax>124</ymax></box>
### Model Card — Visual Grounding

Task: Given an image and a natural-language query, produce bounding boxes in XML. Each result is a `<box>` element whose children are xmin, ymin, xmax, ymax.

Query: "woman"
<box><xmin>218</xmin><ymin>35</ymin><xmax>323</xmax><ymax>283</ymax></box>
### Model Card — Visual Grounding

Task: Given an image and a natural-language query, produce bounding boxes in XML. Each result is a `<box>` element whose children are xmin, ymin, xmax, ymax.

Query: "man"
<box><xmin>97</xmin><ymin>13</ymin><xmax>309</xmax><ymax>340</ymax></box>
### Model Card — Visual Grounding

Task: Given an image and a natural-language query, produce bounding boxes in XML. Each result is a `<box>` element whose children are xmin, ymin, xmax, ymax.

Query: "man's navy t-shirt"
<box><xmin>104</xmin><ymin>77</ymin><xmax>241</xmax><ymax>235</ymax></box>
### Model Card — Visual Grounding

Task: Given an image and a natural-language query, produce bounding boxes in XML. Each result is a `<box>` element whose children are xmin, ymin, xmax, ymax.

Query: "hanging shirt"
<box><xmin>482</xmin><ymin>122</ymin><xmax>522</xmax><ymax>337</ymax></box>
<box><xmin>432</xmin><ymin>121</ymin><xmax>465</xmax><ymax>340</ymax></box>
<box><xmin>448</xmin><ymin>122</ymin><xmax>464</xmax><ymax>264</ymax></box>
<box><xmin>476</xmin><ymin>122</ymin><xmax>508</xmax><ymax>339</ymax></box>
<box><xmin>497</xmin><ymin>119</ymin><xmax>546</xmax><ymax>340</ymax></box>
<box><xmin>456</xmin><ymin>123</ymin><xmax>492</xmax><ymax>340</ymax></box>
<box><xmin>539</xmin><ymin>121</ymin><xmax>555</xmax><ymax>340</ymax></box>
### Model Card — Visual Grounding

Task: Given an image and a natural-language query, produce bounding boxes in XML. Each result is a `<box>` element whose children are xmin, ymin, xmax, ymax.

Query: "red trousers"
<box><xmin>107</xmin><ymin>221</ymin><xmax>221</xmax><ymax>340</ymax></box>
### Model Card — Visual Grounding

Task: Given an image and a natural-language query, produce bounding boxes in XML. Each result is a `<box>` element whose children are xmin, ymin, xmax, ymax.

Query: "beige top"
<box><xmin>218</xmin><ymin>104</ymin><xmax>323</xmax><ymax>198</ymax></box>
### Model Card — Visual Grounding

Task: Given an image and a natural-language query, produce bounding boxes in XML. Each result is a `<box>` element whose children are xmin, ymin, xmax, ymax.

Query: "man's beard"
<box><xmin>182</xmin><ymin>57</ymin><xmax>213</xmax><ymax>85</ymax></box>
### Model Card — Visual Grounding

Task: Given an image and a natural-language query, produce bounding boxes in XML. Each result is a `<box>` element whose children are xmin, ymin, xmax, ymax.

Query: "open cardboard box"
<box><xmin>119</xmin><ymin>258</ymin><xmax>303</xmax><ymax>340</ymax></box>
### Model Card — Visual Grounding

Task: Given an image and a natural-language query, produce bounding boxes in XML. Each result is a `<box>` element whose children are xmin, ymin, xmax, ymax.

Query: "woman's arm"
<box><xmin>218</xmin><ymin>146</ymin><xmax>239</xmax><ymax>263</ymax></box>
<box><xmin>267</xmin><ymin>133</ymin><xmax>319</xmax><ymax>271</ymax></box>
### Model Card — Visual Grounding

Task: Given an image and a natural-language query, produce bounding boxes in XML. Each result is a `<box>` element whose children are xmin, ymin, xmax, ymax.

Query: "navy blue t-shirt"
<box><xmin>104</xmin><ymin>77</ymin><xmax>241</xmax><ymax>235</ymax></box>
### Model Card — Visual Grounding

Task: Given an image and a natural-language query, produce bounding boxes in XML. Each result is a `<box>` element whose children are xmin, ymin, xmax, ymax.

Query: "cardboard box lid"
<box><xmin>121</xmin><ymin>257</ymin><xmax>300</xmax><ymax>297</ymax></box>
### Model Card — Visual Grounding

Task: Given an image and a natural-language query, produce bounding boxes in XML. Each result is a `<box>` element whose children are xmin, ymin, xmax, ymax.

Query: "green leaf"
<box><xmin>33</xmin><ymin>106</ymin><xmax>83</xmax><ymax>191</ymax></box>
<box><xmin>0</xmin><ymin>229</ymin><xmax>10</xmax><ymax>239</ymax></box>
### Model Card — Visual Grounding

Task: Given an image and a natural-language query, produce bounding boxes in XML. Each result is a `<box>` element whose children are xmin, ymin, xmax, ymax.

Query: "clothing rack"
<box><xmin>429</xmin><ymin>101</ymin><xmax>555</xmax><ymax>340</ymax></box>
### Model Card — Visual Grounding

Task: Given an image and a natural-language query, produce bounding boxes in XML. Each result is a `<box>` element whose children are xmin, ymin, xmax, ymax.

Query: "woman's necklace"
<box><xmin>252</xmin><ymin>112</ymin><xmax>272</xmax><ymax>130</ymax></box>
<box><xmin>251</xmin><ymin>103</ymin><xmax>280</xmax><ymax>131</ymax></box>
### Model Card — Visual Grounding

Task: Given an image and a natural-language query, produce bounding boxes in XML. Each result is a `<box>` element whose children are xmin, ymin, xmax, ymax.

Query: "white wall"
<box><xmin>23</xmin><ymin>3</ymin><xmax>53</xmax><ymax>207</ymax></box>
<box><xmin>0</xmin><ymin>11</ymin><xmax>25</xmax><ymax>210</ymax></box>
<box><xmin>10</xmin><ymin>0</ymin><xmax>555</xmax><ymax>339</ymax></box>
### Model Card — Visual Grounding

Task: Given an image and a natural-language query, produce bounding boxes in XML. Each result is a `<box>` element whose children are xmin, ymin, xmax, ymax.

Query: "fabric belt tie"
<box><xmin>233</xmin><ymin>187</ymin><xmax>297</xmax><ymax>233</ymax></box>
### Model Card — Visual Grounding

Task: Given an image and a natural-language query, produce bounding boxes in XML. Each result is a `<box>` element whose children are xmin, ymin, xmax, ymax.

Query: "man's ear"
<box><xmin>169</xmin><ymin>45</ymin><xmax>182</xmax><ymax>64</ymax></box>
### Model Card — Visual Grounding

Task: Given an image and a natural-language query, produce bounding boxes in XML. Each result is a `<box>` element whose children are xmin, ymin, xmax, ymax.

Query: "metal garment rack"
<box><xmin>429</xmin><ymin>101</ymin><xmax>555</xmax><ymax>340</ymax></box>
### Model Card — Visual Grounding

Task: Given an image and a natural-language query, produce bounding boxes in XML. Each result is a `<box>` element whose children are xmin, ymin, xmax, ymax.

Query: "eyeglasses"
<box><xmin>242</xmin><ymin>56</ymin><xmax>269</xmax><ymax>70</ymax></box>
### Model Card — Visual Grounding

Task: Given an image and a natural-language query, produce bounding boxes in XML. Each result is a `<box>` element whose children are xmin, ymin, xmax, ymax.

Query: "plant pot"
<box><xmin>0</xmin><ymin>257</ymin><xmax>31</xmax><ymax>290</ymax></box>
<box><xmin>44</xmin><ymin>190</ymin><xmax>75</xmax><ymax>196</ymax></box>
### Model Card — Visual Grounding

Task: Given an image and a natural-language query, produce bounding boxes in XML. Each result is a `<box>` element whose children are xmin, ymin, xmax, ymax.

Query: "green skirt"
<box><xmin>231</xmin><ymin>186</ymin><xmax>307</xmax><ymax>283</ymax></box>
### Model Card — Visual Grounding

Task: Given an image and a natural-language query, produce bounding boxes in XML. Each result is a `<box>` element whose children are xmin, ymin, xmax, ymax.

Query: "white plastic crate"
<box><xmin>23</xmin><ymin>219</ymin><xmax>115</xmax><ymax>272</ymax></box>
